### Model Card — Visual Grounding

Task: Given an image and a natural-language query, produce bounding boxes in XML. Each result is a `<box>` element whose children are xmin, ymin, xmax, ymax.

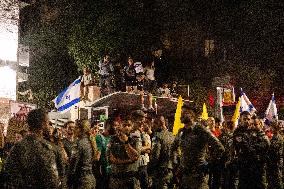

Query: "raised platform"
<box><xmin>85</xmin><ymin>92</ymin><xmax>190</xmax><ymax>116</ymax></box>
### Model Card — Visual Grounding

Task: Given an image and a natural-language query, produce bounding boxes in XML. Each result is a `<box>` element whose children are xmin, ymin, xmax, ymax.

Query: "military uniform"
<box><xmin>4</xmin><ymin>134</ymin><xmax>61</xmax><ymax>188</ymax></box>
<box><xmin>267</xmin><ymin>133</ymin><xmax>283</xmax><ymax>189</ymax></box>
<box><xmin>62</xmin><ymin>138</ymin><xmax>74</xmax><ymax>159</ymax></box>
<box><xmin>108</xmin><ymin>133</ymin><xmax>142</xmax><ymax>189</ymax></box>
<box><xmin>172</xmin><ymin>124</ymin><xmax>225</xmax><ymax>189</ymax></box>
<box><xmin>69</xmin><ymin>134</ymin><xmax>96</xmax><ymax>189</ymax></box>
<box><xmin>233</xmin><ymin>126</ymin><xmax>270</xmax><ymax>189</ymax></box>
<box><xmin>219</xmin><ymin>130</ymin><xmax>237</xmax><ymax>189</ymax></box>
<box><xmin>149</xmin><ymin>129</ymin><xmax>175</xmax><ymax>189</ymax></box>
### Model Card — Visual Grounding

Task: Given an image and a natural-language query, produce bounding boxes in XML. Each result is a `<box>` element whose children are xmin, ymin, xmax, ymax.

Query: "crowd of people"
<box><xmin>0</xmin><ymin>104</ymin><xmax>283</xmax><ymax>189</ymax></box>
<box><xmin>81</xmin><ymin>54</ymin><xmax>178</xmax><ymax>100</ymax></box>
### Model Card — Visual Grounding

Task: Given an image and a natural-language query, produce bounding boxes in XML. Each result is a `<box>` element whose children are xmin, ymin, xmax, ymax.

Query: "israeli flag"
<box><xmin>240</xmin><ymin>89</ymin><xmax>256</xmax><ymax>113</ymax></box>
<box><xmin>265</xmin><ymin>93</ymin><xmax>278</xmax><ymax>122</ymax></box>
<box><xmin>53</xmin><ymin>77</ymin><xmax>81</xmax><ymax>113</ymax></box>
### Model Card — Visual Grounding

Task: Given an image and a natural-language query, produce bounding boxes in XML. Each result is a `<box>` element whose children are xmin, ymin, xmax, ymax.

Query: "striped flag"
<box><xmin>53</xmin><ymin>77</ymin><xmax>81</xmax><ymax>113</ymax></box>
<box><xmin>265</xmin><ymin>93</ymin><xmax>278</xmax><ymax>122</ymax></box>
<box><xmin>240</xmin><ymin>89</ymin><xmax>256</xmax><ymax>114</ymax></box>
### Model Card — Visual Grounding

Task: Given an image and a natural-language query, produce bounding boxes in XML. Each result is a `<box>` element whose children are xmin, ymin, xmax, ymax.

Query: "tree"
<box><xmin>67</xmin><ymin>0</ymin><xmax>162</xmax><ymax>72</ymax></box>
<box><xmin>19</xmin><ymin>1</ymin><xmax>78</xmax><ymax>109</ymax></box>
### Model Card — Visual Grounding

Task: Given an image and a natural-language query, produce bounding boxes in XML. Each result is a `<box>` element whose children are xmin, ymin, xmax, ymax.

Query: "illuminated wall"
<box><xmin>0</xmin><ymin>0</ymin><xmax>19</xmax><ymax>101</ymax></box>
<box><xmin>0</xmin><ymin>66</ymin><xmax>17</xmax><ymax>100</ymax></box>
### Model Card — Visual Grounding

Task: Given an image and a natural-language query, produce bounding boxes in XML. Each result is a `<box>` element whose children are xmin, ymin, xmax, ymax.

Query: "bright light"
<box><xmin>0</xmin><ymin>0</ymin><xmax>19</xmax><ymax>61</ymax></box>
<box><xmin>0</xmin><ymin>66</ymin><xmax>16</xmax><ymax>100</ymax></box>
<box><xmin>0</xmin><ymin>1</ymin><xmax>19</xmax><ymax>101</ymax></box>
<box><xmin>0</xmin><ymin>24</ymin><xmax>18</xmax><ymax>61</ymax></box>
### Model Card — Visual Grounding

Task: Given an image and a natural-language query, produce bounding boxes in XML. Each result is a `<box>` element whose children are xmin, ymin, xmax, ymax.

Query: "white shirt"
<box><xmin>144</xmin><ymin>67</ymin><xmax>155</xmax><ymax>81</ymax></box>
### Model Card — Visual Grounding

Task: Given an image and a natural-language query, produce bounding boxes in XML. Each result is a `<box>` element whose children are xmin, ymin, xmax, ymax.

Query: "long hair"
<box><xmin>77</xmin><ymin>119</ymin><xmax>100</xmax><ymax>161</ymax></box>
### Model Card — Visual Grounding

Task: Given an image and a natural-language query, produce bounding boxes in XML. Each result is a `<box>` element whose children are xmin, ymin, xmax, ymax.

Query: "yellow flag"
<box><xmin>173</xmin><ymin>96</ymin><xmax>184</xmax><ymax>135</ymax></box>
<box><xmin>201</xmin><ymin>103</ymin><xmax>208</xmax><ymax>120</ymax></box>
<box><xmin>232</xmin><ymin>97</ymin><xmax>241</xmax><ymax>124</ymax></box>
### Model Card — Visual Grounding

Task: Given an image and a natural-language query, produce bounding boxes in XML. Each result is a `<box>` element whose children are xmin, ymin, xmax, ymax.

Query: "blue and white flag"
<box><xmin>53</xmin><ymin>77</ymin><xmax>81</xmax><ymax>113</ymax></box>
<box><xmin>265</xmin><ymin>93</ymin><xmax>278</xmax><ymax>122</ymax></box>
<box><xmin>240</xmin><ymin>89</ymin><xmax>256</xmax><ymax>113</ymax></box>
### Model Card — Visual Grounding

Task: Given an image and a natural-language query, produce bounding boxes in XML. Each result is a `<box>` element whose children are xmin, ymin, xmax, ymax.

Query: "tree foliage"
<box><xmin>16</xmin><ymin>0</ymin><xmax>283</xmax><ymax>110</ymax></box>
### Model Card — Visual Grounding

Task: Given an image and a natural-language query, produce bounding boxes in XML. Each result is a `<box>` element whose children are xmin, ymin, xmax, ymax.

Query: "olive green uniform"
<box><xmin>69</xmin><ymin>135</ymin><xmax>96</xmax><ymax>189</ymax></box>
<box><xmin>4</xmin><ymin>135</ymin><xmax>62</xmax><ymax>188</ymax></box>
<box><xmin>149</xmin><ymin>129</ymin><xmax>175</xmax><ymax>189</ymax></box>
<box><xmin>172</xmin><ymin>124</ymin><xmax>225</xmax><ymax>189</ymax></box>
<box><xmin>219</xmin><ymin>130</ymin><xmax>237</xmax><ymax>189</ymax></box>
<box><xmin>233</xmin><ymin>126</ymin><xmax>270</xmax><ymax>189</ymax></box>
<box><xmin>108</xmin><ymin>134</ymin><xmax>142</xmax><ymax>189</ymax></box>
<box><xmin>267</xmin><ymin>133</ymin><xmax>283</xmax><ymax>189</ymax></box>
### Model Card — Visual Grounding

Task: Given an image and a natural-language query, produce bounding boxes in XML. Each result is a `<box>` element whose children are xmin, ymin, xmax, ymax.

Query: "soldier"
<box><xmin>149</xmin><ymin>115</ymin><xmax>175</xmax><ymax>189</ymax></box>
<box><xmin>62</xmin><ymin>121</ymin><xmax>76</xmax><ymax>160</ymax></box>
<box><xmin>69</xmin><ymin>120</ymin><xmax>98</xmax><ymax>189</ymax></box>
<box><xmin>43</xmin><ymin>123</ymin><xmax>68</xmax><ymax>188</ymax></box>
<box><xmin>219</xmin><ymin>121</ymin><xmax>237</xmax><ymax>189</ymax></box>
<box><xmin>3</xmin><ymin>109</ymin><xmax>62</xmax><ymax>188</ymax></box>
<box><xmin>267</xmin><ymin>120</ymin><xmax>283</xmax><ymax>189</ymax></box>
<box><xmin>172</xmin><ymin>104</ymin><xmax>225</xmax><ymax>189</ymax></box>
<box><xmin>108</xmin><ymin>120</ymin><xmax>141</xmax><ymax>189</ymax></box>
<box><xmin>233</xmin><ymin>111</ymin><xmax>270</xmax><ymax>189</ymax></box>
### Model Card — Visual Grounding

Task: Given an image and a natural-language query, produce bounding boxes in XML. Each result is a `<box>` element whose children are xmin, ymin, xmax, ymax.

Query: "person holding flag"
<box><xmin>231</xmin><ymin>89</ymin><xmax>256</xmax><ymax>128</ymax></box>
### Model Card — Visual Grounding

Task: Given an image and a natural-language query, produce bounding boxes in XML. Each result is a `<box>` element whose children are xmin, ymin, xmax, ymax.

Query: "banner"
<box><xmin>10</xmin><ymin>101</ymin><xmax>37</xmax><ymax>121</ymax></box>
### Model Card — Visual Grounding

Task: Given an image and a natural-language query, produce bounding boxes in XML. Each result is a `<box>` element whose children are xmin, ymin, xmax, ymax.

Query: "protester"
<box><xmin>89</xmin><ymin>122</ymin><xmax>103</xmax><ymax>189</ymax></box>
<box><xmin>123</xmin><ymin>56</ymin><xmax>137</xmax><ymax>93</ymax></box>
<box><xmin>170</xmin><ymin>81</ymin><xmax>178</xmax><ymax>98</ymax></box>
<box><xmin>207</xmin><ymin>117</ymin><xmax>222</xmax><ymax>189</ymax></box>
<box><xmin>81</xmin><ymin>66</ymin><xmax>95</xmax><ymax>101</ymax></box>
<box><xmin>129</xmin><ymin>110</ymin><xmax>150</xmax><ymax>189</ymax></box>
<box><xmin>134</xmin><ymin>61</ymin><xmax>145</xmax><ymax>94</ymax></box>
<box><xmin>144</xmin><ymin>60</ymin><xmax>156</xmax><ymax>95</ymax></box>
<box><xmin>99</xmin><ymin>54</ymin><xmax>114</xmax><ymax>96</ymax></box>
<box><xmin>95</xmin><ymin>119</ymin><xmax>116</xmax><ymax>189</ymax></box>
<box><xmin>158</xmin><ymin>83</ymin><xmax>171</xmax><ymax>98</ymax></box>
<box><xmin>208</xmin><ymin>117</ymin><xmax>221</xmax><ymax>138</ymax></box>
